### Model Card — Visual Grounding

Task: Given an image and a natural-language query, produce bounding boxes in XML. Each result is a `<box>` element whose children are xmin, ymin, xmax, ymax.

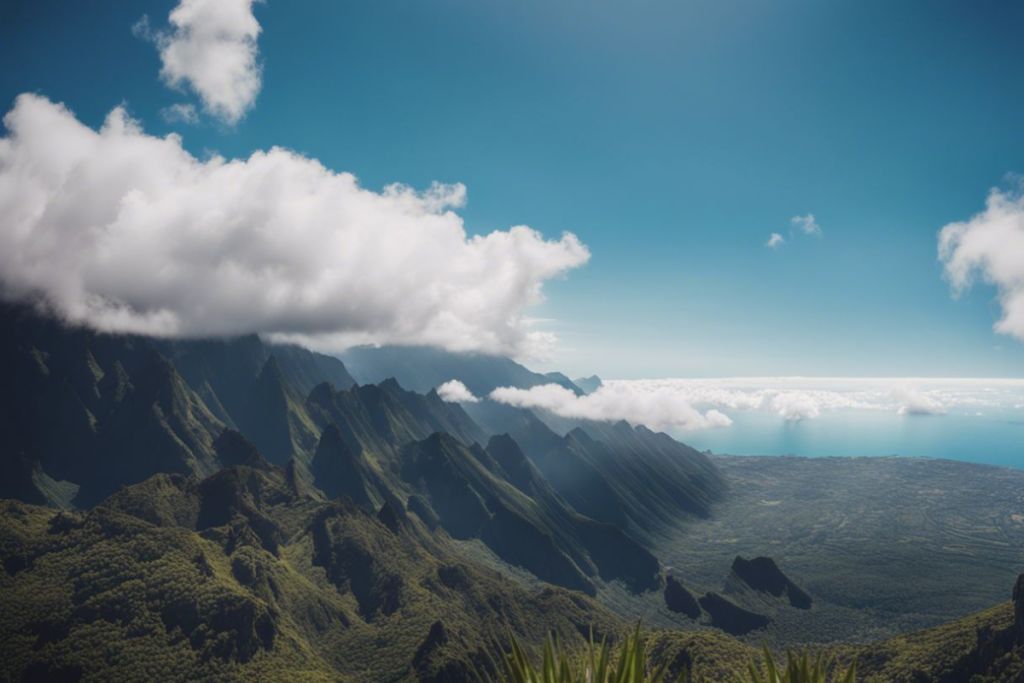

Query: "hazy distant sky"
<box><xmin>3</xmin><ymin>1</ymin><xmax>1024</xmax><ymax>378</ymax></box>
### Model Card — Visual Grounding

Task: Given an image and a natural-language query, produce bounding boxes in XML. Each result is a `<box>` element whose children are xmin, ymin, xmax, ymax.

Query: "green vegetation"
<box><xmin>745</xmin><ymin>648</ymin><xmax>855</xmax><ymax>683</ymax></box>
<box><xmin>0</xmin><ymin>467</ymin><xmax>628</xmax><ymax>682</ymax></box>
<box><xmin>492</xmin><ymin>626</ymin><xmax>686</xmax><ymax>683</ymax></box>
<box><xmin>490</xmin><ymin>630</ymin><xmax>858</xmax><ymax>683</ymax></box>
<box><xmin>842</xmin><ymin>601</ymin><xmax>1024</xmax><ymax>682</ymax></box>
<box><xmin>4</xmin><ymin>435</ymin><xmax>1024</xmax><ymax>682</ymax></box>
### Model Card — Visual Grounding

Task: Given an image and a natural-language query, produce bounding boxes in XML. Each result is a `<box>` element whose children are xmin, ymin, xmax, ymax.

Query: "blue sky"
<box><xmin>3</xmin><ymin>0</ymin><xmax>1024</xmax><ymax>379</ymax></box>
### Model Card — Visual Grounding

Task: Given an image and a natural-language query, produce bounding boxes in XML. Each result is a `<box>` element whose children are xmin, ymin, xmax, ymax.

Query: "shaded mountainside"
<box><xmin>466</xmin><ymin>401</ymin><xmax>725</xmax><ymax>543</ymax></box>
<box><xmin>230</xmin><ymin>355</ymin><xmax>321</xmax><ymax>466</ymax></box>
<box><xmin>273</xmin><ymin>374</ymin><xmax>702</xmax><ymax>598</ymax></box>
<box><xmin>154</xmin><ymin>332</ymin><xmax>356</xmax><ymax>419</ymax></box>
<box><xmin>300</xmin><ymin>379</ymin><xmax>664</xmax><ymax>596</ymax></box>
<box><xmin>339</xmin><ymin>344</ymin><xmax>583</xmax><ymax>396</ymax></box>
<box><xmin>0</xmin><ymin>304</ymin><xmax>723</xmax><ymax>543</ymax></box>
<box><xmin>304</xmin><ymin>378</ymin><xmax>487</xmax><ymax>460</ymax></box>
<box><xmin>0</xmin><ymin>303</ymin><xmax>354</xmax><ymax>507</ymax></box>
<box><xmin>399</xmin><ymin>432</ymin><xmax>661</xmax><ymax>595</ymax></box>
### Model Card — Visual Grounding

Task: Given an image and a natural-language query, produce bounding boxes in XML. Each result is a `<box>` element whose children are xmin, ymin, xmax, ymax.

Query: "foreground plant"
<box><xmin>492</xmin><ymin>625</ymin><xmax>684</xmax><ymax>683</ymax></box>
<box><xmin>745</xmin><ymin>647</ymin><xmax>856</xmax><ymax>683</ymax></box>
<box><xmin>489</xmin><ymin>630</ymin><xmax>857</xmax><ymax>683</ymax></box>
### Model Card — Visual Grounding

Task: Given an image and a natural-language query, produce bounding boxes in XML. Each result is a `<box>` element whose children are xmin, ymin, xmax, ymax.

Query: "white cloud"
<box><xmin>770</xmin><ymin>392</ymin><xmax>821</xmax><ymax>421</ymax></box>
<box><xmin>160</xmin><ymin>103</ymin><xmax>199</xmax><ymax>125</ymax></box>
<box><xmin>143</xmin><ymin>0</ymin><xmax>262</xmax><ymax>124</ymax></box>
<box><xmin>939</xmin><ymin>186</ymin><xmax>1024</xmax><ymax>341</ymax></box>
<box><xmin>437</xmin><ymin>379</ymin><xmax>479</xmax><ymax>403</ymax></box>
<box><xmin>891</xmin><ymin>386</ymin><xmax>946</xmax><ymax>416</ymax></box>
<box><xmin>489</xmin><ymin>383</ymin><xmax>734</xmax><ymax>431</ymax></box>
<box><xmin>765</xmin><ymin>232</ymin><xmax>785</xmax><ymax>249</ymax></box>
<box><xmin>490</xmin><ymin>377</ymin><xmax>1024</xmax><ymax>432</ymax></box>
<box><xmin>791</xmin><ymin>213</ymin><xmax>822</xmax><ymax>236</ymax></box>
<box><xmin>0</xmin><ymin>94</ymin><xmax>589</xmax><ymax>358</ymax></box>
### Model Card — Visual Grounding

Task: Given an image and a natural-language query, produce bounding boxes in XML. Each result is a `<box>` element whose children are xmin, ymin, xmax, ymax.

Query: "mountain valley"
<box><xmin>1</xmin><ymin>305</ymin><xmax>1023</xmax><ymax>681</ymax></box>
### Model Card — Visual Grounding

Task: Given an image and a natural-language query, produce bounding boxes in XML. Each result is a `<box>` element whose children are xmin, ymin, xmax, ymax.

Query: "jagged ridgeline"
<box><xmin>0</xmin><ymin>302</ymin><xmax>357</xmax><ymax>506</ymax></box>
<box><xmin>0</xmin><ymin>303</ymin><xmax>728</xmax><ymax>681</ymax></box>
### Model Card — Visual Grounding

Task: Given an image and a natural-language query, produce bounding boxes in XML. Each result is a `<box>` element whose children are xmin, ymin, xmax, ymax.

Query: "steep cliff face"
<box><xmin>465</xmin><ymin>403</ymin><xmax>726</xmax><ymax>542</ymax></box>
<box><xmin>0</xmin><ymin>304</ymin><xmax>356</xmax><ymax>507</ymax></box>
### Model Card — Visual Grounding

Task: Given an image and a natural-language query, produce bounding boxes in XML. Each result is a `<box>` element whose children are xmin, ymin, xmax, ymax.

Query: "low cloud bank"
<box><xmin>0</xmin><ymin>95</ymin><xmax>589</xmax><ymax>358</ymax></box>
<box><xmin>891</xmin><ymin>386</ymin><xmax>946</xmax><ymax>416</ymax></box>
<box><xmin>487</xmin><ymin>377</ymin><xmax>1023</xmax><ymax>432</ymax></box>
<box><xmin>489</xmin><ymin>383</ymin><xmax>733</xmax><ymax>431</ymax></box>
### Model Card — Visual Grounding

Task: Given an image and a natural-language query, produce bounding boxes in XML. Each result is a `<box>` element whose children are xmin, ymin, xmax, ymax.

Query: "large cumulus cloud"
<box><xmin>0</xmin><ymin>94</ymin><xmax>589</xmax><ymax>357</ymax></box>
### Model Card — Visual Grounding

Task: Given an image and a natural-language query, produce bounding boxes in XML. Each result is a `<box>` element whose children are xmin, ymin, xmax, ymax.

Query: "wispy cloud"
<box><xmin>765</xmin><ymin>214</ymin><xmax>821</xmax><ymax>249</ymax></box>
<box><xmin>0</xmin><ymin>95</ymin><xmax>589</xmax><ymax>358</ymax></box>
<box><xmin>939</xmin><ymin>185</ymin><xmax>1024</xmax><ymax>342</ymax></box>
<box><xmin>160</xmin><ymin>102</ymin><xmax>199</xmax><ymax>125</ymax></box>
<box><xmin>791</xmin><ymin>213</ymin><xmax>822</xmax><ymax>236</ymax></box>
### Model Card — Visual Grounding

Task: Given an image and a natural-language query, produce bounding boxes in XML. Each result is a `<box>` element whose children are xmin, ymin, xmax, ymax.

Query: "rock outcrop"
<box><xmin>729</xmin><ymin>556</ymin><xmax>812</xmax><ymax>609</ymax></box>
<box><xmin>664</xmin><ymin>575</ymin><xmax>701</xmax><ymax>618</ymax></box>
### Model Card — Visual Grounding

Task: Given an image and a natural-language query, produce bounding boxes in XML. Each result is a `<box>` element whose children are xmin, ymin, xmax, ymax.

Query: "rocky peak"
<box><xmin>214</xmin><ymin>429</ymin><xmax>273</xmax><ymax>471</ymax></box>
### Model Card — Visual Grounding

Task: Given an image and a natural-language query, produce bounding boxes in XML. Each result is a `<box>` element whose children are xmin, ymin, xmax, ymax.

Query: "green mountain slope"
<box><xmin>0</xmin><ymin>304</ymin><xmax>226</xmax><ymax>507</ymax></box>
<box><xmin>300</xmin><ymin>379</ymin><xmax>664</xmax><ymax>596</ymax></box>
<box><xmin>232</xmin><ymin>356</ymin><xmax>321</xmax><ymax>466</ymax></box>
<box><xmin>839</xmin><ymin>583</ymin><xmax>1024</xmax><ymax>682</ymax></box>
<box><xmin>0</xmin><ymin>466</ymin><xmax>623</xmax><ymax>682</ymax></box>
<box><xmin>466</xmin><ymin>402</ymin><xmax>725</xmax><ymax>542</ymax></box>
<box><xmin>398</xmin><ymin>432</ymin><xmax>661</xmax><ymax>595</ymax></box>
<box><xmin>304</xmin><ymin>379</ymin><xmax>487</xmax><ymax>462</ymax></box>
